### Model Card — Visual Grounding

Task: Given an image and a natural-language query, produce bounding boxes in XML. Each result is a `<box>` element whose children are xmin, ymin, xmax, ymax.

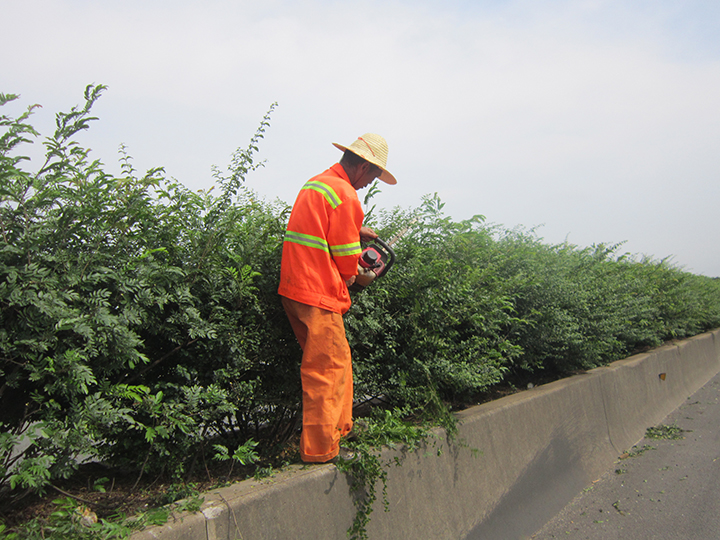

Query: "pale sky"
<box><xmin>3</xmin><ymin>0</ymin><xmax>719</xmax><ymax>276</ymax></box>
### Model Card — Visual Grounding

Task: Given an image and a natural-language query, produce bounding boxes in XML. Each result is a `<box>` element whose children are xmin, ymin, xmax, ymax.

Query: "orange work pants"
<box><xmin>281</xmin><ymin>297</ymin><xmax>354</xmax><ymax>463</ymax></box>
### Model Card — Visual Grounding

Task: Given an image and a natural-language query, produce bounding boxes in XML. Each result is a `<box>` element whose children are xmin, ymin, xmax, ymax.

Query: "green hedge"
<box><xmin>2</xmin><ymin>86</ymin><xmax>719</xmax><ymax>504</ymax></box>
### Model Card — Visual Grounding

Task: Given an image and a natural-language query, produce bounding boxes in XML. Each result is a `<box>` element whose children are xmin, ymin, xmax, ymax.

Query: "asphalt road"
<box><xmin>532</xmin><ymin>370</ymin><xmax>720</xmax><ymax>540</ymax></box>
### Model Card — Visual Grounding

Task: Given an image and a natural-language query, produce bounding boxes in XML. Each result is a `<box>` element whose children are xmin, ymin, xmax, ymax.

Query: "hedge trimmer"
<box><xmin>349</xmin><ymin>219</ymin><xmax>416</xmax><ymax>293</ymax></box>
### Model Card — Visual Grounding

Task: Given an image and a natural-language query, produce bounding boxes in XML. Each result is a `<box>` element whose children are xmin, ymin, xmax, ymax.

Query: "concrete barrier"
<box><xmin>132</xmin><ymin>329</ymin><xmax>720</xmax><ymax>540</ymax></box>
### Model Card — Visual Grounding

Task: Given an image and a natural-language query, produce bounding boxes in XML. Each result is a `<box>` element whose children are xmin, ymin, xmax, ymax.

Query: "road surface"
<box><xmin>532</xmin><ymin>370</ymin><xmax>720</xmax><ymax>539</ymax></box>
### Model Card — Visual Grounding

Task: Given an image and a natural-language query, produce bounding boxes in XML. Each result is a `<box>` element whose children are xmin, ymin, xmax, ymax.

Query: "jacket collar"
<box><xmin>329</xmin><ymin>163</ymin><xmax>351</xmax><ymax>184</ymax></box>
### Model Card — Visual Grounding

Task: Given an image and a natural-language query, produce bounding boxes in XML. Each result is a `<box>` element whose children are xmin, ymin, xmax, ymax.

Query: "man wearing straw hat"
<box><xmin>278</xmin><ymin>133</ymin><xmax>397</xmax><ymax>464</ymax></box>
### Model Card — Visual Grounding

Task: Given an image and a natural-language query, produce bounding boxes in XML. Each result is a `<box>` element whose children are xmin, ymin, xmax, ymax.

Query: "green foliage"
<box><xmin>213</xmin><ymin>438</ymin><xmax>260</xmax><ymax>479</ymax></box>
<box><xmin>486</xmin><ymin>230</ymin><xmax>720</xmax><ymax>375</ymax></box>
<box><xmin>623</xmin><ymin>444</ymin><xmax>655</xmax><ymax>458</ymax></box>
<box><xmin>0</xmin><ymin>86</ymin><xmax>296</xmax><ymax>505</ymax></box>
<box><xmin>645</xmin><ymin>424</ymin><xmax>686</xmax><ymax>440</ymax></box>
<box><xmin>348</xmin><ymin>195</ymin><xmax>523</xmax><ymax>411</ymax></box>
<box><xmin>338</xmin><ymin>408</ymin><xmax>433</xmax><ymax>540</ymax></box>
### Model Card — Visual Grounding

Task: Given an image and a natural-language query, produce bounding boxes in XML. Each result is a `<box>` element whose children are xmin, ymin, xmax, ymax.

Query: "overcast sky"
<box><xmin>3</xmin><ymin>0</ymin><xmax>719</xmax><ymax>276</ymax></box>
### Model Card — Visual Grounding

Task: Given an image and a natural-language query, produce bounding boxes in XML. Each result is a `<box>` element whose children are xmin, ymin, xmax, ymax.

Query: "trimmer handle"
<box><xmin>349</xmin><ymin>237</ymin><xmax>395</xmax><ymax>293</ymax></box>
<box><xmin>371</xmin><ymin>237</ymin><xmax>395</xmax><ymax>278</ymax></box>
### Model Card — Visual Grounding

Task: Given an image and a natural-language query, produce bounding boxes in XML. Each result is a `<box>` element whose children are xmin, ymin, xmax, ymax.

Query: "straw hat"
<box><xmin>333</xmin><ymin>133</ymin><xmax>397</xmax><ymax>185</ymax></box>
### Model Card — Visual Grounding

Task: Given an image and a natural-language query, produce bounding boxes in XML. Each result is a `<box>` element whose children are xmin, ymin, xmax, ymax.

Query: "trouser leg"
<box><xmin>282</xmin><ymin>297</ymin><xmax>353</xmax><ymax>463</ymax></box>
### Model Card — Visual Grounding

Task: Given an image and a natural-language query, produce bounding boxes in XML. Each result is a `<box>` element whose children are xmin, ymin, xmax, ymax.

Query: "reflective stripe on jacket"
<box><xmin>278</xmin><ymin>163</ymin><xmax>364</xmax><ymax>314</ymax></box>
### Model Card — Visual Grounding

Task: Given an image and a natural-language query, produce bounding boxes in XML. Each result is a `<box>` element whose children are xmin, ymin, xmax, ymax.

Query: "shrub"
<box><xmin>347</xmin><ymin>195</ymin><xmax>525</xmax><ymax>411</ymax></box>
<box><xmin>0</xmin><ymin>87</ymin><xmax>297</xmax><ymax>502</ymax></box>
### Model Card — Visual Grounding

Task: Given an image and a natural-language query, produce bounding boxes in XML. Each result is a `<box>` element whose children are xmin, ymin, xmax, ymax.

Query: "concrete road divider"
<box><xmin>132</xmin><ymin>329</ymin><xmax>720</xmax><ymax>540</ymax></box>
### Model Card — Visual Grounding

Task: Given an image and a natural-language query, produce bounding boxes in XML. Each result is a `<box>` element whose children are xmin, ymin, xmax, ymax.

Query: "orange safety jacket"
<box><xmin>278</xmin><ymin>163</ymin><xmax>364</xmax><ymax>314</ymax></box>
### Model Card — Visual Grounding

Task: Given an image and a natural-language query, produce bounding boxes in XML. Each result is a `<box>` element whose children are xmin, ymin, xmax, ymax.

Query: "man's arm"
<box><xmin>327</xmin><ymin>196</ymin><xmax>365</xmax><ymax>283</ymax></box>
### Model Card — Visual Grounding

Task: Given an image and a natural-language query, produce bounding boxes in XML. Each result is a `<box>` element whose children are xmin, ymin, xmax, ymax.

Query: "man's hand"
<box><xmin>345</xmin><ymin>275</ymin><xmax>356</xmax><ymax>287</ymax></box>
<box><xmin>359</xmin><ymin>226</ymin><xmax>378</xmax><ymax>243</ymax></box>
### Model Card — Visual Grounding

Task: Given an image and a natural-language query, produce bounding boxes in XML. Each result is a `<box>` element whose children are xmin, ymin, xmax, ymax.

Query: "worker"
<box><xmin>278</xmin><ymin>133</ymin><xmax>397</xmax><ymax>463</ymax></box>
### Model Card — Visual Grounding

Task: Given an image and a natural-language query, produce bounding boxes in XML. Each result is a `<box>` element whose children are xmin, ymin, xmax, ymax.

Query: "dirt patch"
<box><xmin>0</xmin><ymin>434</ymin><xmax>302</xmax><ymax>533</ymax></box>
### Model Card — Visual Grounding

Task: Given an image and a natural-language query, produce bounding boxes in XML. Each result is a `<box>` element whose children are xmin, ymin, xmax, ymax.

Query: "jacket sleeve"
<box><xmin>327</xmin><ymin>195</ymin><xmax>364</xmax><ymax>282</ymax></box>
